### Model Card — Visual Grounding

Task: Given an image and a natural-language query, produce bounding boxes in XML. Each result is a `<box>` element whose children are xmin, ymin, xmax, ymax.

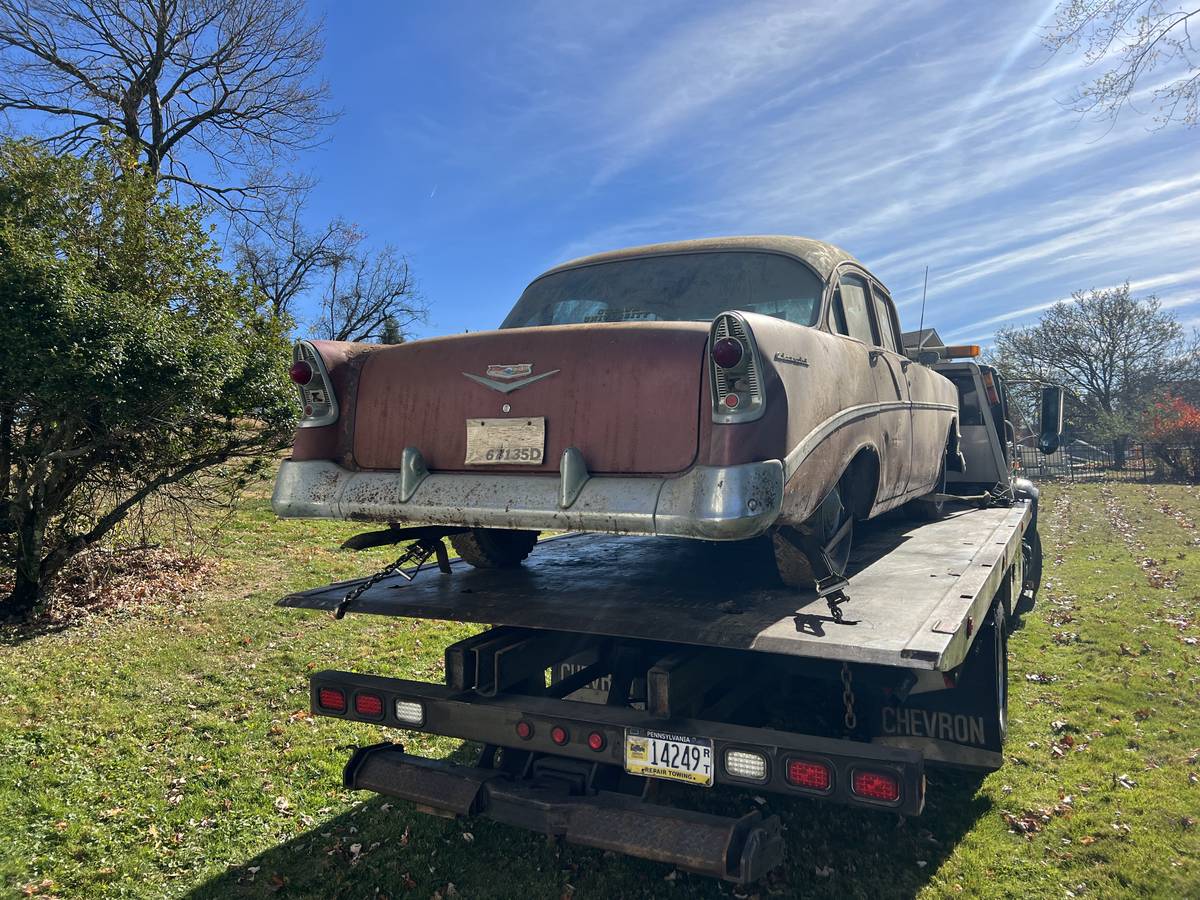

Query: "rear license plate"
<box><xmin>624</xmin><ymin>728</ymin><xmax>714</xmax><ymax>787</ymax></box>
<box><xmin>464</xmin><ymin>417</ymin><xmax>546</xmax><ymax>465</ymax></box>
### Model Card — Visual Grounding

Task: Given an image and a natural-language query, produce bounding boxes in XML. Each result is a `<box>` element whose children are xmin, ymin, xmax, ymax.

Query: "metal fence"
<box><xmin>1016</xmin><ymin>441</ymin><xmax>1195</xmax><ymax>482</ymax></box>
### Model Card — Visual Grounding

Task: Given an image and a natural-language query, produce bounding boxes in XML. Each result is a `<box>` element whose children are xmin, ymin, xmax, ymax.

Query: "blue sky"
<box><xmin>299</xmin><ymin>0</ymin><xmax>1199</xmax><ymax>345</ymax></box>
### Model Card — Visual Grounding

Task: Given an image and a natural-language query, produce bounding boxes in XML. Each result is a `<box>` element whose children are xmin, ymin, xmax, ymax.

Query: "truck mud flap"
<box><xmin>343</xmin><ymin>743</ymin><xmax>784</xmax><ymax>884</ymax></box>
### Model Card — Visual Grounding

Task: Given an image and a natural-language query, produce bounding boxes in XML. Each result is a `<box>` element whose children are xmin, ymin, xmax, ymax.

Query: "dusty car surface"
<box><xmin>273</xmin><ymin>236</ymin><xmax>960</xmax><ymax>585</ymax></box>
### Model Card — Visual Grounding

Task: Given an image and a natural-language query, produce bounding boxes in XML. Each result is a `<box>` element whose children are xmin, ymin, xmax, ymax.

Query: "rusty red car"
<box><xmin>273</xmin><ymin>236</ymin><xmax>961</xmax><ymax>585</ymax></box>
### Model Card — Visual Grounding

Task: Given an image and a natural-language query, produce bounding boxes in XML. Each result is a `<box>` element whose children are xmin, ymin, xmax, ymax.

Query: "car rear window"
<box><xmin>501</xmin><ymin>251</ymin><xmax>824</xmax><ymax>328</ymax></box>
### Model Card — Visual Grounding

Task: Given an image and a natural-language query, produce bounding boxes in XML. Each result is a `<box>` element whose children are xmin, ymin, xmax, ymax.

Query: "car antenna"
<box><xmin>917</xmin><ymin>265</ymin><xmax>930</xmax><ymax>350</ymax></box>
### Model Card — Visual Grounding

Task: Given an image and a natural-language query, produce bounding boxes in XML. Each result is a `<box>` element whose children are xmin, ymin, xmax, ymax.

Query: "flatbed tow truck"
<box><xmin>275</xmin><ymin>347</ymin><xmax>1065</xmax><ymax>885</ymax></box>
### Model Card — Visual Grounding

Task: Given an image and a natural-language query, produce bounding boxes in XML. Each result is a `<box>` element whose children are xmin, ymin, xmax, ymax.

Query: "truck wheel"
<box><xmin>772</xmin><ymin>483</ymin><xmax>853</xmax><ymax>588</ymax></box>
<box><xmin>449</xmin><ymin>529</ymin><xmax>538</xmax><ymax>569</ymax></box>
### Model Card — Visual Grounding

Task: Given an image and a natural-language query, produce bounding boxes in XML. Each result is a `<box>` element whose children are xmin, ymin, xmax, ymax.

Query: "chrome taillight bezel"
<box><xmin>293</xmin><ymin>340</ymin><xmax>339</xmax><ymax>428</ymax></box>
<box><xmin>709</xmin><ymin>311</ymin><xmax>765</xmax><ymax>424</ymax></box>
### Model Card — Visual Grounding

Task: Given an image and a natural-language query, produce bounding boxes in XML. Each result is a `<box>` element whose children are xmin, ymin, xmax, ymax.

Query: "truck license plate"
<box><xmin>464</xmin><ymin>417</ymin><xmax>546</xmax><ymax>465</ymax></box>
<box><xmin>624</xmin><ymin>728</ymin><xmax>714</xmax><ymax>787</ymax></box>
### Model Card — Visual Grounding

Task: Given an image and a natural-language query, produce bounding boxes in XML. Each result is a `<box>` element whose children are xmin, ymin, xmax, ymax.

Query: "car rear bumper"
<box><xmin>271</xmin><ymin>457</ymin><xmax>784</xmax><ymax>540</ymax></box>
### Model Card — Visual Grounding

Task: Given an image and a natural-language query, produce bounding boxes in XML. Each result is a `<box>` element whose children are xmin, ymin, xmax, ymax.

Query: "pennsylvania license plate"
<box><xmin>464</xmin><ymin>417</ymin><xmax>546</xmax><ymax>465</ymax></box>
<box><xmin>624</xmin><ymin>728</ymin><xmax>714</xmax><ymax>787</ymax></box>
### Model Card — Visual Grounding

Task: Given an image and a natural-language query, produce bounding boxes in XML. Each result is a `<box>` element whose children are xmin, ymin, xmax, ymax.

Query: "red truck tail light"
<box><xmin>317</xmin><ymin>687</ymin><xmax>346</xmax><ymax>712</ymax></box>
<box><xmin>709</xmin><ymin>312</ymin><xmax>764</xmax><ymax>424</ymax></box>
<box><xmin>292</xmin><ymin>341</ymin><xmax>339</xmax><ymax>428</ymax></box>
<box><xmin>785</xmin><ymin>759</ymin><xmax>832</xmax><ymax>792</ymax></box>
<box><xmin>354</xmin><ymin>693</ymin><xmax>384</xmax><ymax>718</ymax></box>
<box><xmin>851</xmin><ymin>769</ymin><xmax>901</xmax><ymax>803</ymax></box>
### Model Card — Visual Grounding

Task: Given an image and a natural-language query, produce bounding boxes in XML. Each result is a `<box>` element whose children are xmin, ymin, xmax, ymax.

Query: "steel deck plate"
<box><xmin>278</xmin><ymin>502</ymin><xmax>1031</xmax><ymax>671</ymax></box>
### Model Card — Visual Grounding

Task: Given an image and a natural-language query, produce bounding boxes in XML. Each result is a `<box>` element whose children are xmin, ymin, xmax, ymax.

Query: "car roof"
<box><xmin>537</xmin><ymin>235</ymin><xmax>866</xmax><ymax>283</ymax></box>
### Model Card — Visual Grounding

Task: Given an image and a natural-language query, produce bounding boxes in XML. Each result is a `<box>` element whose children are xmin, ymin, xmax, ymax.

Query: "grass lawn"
<box><xmin>2</xmin><ymin>478</ymin><xmax>1200</xmax><ymax>898</ymax></box>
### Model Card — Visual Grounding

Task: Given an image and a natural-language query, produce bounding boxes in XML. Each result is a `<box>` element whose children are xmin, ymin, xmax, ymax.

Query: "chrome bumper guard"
<box><xmin>272</xmin><ymin>456</ymin><xmax>783</xmax><ymax>540</ymax></box>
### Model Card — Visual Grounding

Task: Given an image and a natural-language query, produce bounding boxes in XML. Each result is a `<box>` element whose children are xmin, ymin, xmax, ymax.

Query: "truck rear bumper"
<box><xmin>343</xmin><ymin>743</ymin><xmax>785</xmax><ymax>884</ymax></box>
<box><xmin>271</xmin><ymin>457</ymin><xmax>784</xmax><ymax>540</ymax></box>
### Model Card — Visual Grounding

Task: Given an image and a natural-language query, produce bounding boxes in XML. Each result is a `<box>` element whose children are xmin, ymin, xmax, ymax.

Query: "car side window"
<box><xmin>870</xmin><ymin>285</ymin><xmax>901</xmax><ymax>353</ymax></box>
<box><xmin>838</xmin><ymin>274</ymin><xmax>876</xmax><ymax>344</ymax></box>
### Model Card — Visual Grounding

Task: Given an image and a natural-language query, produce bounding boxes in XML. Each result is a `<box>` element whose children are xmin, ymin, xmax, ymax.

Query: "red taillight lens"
<box><xmin>516</xmin><ymin>720</ymin><xmax>533</xmax><ymax>740</ymax></box>
<box><xmin>786</xmin><ymin>759</ymin><xmax>831</xmax><ymax>791</ymax></box>
<box><xmin>852</xmin><ymin>769</ymin><xmax>900</xmax><ymax>802</ymax></box>
<box><xmin>587</xmin><ymin>731</ymin><xmax>606</xmax><ymax>751</ymax></box>
<box><xmin>354</xmin><ymin>693</ymin><xmax>384</xmax><ymax>717</ymax></box>
<box><xmin>317</xmin><ymin>687</ymin><xmax>346</xmax><ymax>712</ymax></box>
<box><xmin>723</xmin><ymin>393</ymin><xmax>740</xmax><ymax>409</ymax></box>
<box><xmin>712</xmin><ymin>337</ymin><xmax>744</xmax><ymax>369</ymax></box>
<box><xmin>551</xmin><ymin>725</ymin><xmax>569</xmax><ymax>746</ymax></box>
<box><xmin>289</xmin><ymin>360</ymin><xmax>314</xmax><ymax>385</ymax></box>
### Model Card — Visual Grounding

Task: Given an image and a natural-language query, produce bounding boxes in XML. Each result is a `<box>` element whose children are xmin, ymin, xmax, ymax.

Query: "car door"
<box><xmin>833</xmin><ymin>272</ymin><xmax>908</xmax><ymax>503</ymax></box>
<box><xmin>867</xmin><ymin>281</ymin><xmax>915</xmax><ymax>499</ymax></box>
<box><xmin>830</xmin><ymin>273</ymin><xmax>897</xmax><ymax>504</ymax></box>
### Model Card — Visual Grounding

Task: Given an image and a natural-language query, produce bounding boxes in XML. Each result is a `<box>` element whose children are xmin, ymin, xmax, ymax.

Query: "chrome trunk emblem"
<box><xmin>486</xmin><ymin>363</ymin><xmax>533</xmax><ymax>379</ymax></box>
<box><xmin>464</xmin><ymin>365</ymin><xmax>560</xmax><ymax>394</ymax></box>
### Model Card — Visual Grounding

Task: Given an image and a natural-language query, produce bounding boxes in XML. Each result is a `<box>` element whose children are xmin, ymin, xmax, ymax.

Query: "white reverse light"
<box><xmin>394</xmin><ymin>700</ymin><xmax>425</xmax><ymax>726</ymax></box>
<box><xmin>724</xmin><ymin>749</ymin><xmax>767</xmax><ymax>781</ymax></box>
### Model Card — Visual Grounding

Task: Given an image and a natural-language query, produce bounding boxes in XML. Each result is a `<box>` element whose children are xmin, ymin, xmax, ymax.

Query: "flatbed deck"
<box><xmin>280</xmin><ymin>501</ymin><xmax>1030</xmax><ymax>671</ymax></box>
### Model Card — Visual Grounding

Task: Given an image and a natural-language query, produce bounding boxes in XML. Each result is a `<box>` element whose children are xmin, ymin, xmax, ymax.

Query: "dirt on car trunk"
<box><xmin>351</xmin><ymin>321</ymin><xmax>710</xmax><ymax>475</ymax></box>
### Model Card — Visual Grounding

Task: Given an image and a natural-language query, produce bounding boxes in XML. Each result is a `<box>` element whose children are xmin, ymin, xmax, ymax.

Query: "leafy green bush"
<box><xmin>0</xmin><ymin>140</ymin><xmax>295</xmax><ymax>618</ymax></box>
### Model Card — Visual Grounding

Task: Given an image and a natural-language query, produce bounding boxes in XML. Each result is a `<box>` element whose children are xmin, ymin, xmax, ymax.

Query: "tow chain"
<box><xmin>334</xmin><ymin>537</ymin><xmax>448</xmax><ymax>619</ymax></box>
<box><xmin>840</xmin><ymin>662</ymin><xmax>857</xmax><ymax>733</ymax></box>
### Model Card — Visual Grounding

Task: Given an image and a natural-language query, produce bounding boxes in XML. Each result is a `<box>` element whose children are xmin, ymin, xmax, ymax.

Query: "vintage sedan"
<box><xmin>273</xmin><ymin>236</ymin><xmax>961</xmax><ymax>586</ymax></box>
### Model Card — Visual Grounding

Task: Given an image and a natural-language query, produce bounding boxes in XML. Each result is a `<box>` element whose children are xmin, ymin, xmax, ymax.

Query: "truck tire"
<box><xmin>772</xmin><ymin>483</ymin><xmax>853</xmax><ymax>588</ymax></box>
<box><xmin>449</xmin><ymin>529</ymin><xmax>538</xmax><ymax>569</ymax></box>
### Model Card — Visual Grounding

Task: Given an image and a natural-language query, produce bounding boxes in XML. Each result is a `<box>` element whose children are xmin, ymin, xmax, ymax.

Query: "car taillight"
<box><xmin>354</xmin><ymin>693</ymin><xmax>384</xmax><ymax>718</ymax></box>
<box><xmin>786</xmin><ymin>759</ymin><xmax>831</xmax><ymax>791</ymax></box>
<box><xmin>288</xmin><ymin>360</ymin><xmax>313</xmax><ymax>384</ymax></box>
<box><xmin>712</xmin><ymin>337</ymin><xmax>744</xmax><ymax>368</ymax></box>
<box><xmin>587</xmin><ymin>731</ymin><xmax>606</xmax><ymax>751</ymax></box>
<box><xmin>709</xmin><ymin>312</ymin><xmax>764</xmax><ymax>423</ymax></box>
<box><xmin>516</xmin><ymin>720</ymin><xmax>534</xmax><ymax>740</ymax></box>
<box><xmin>317</xmin><ymin>687</ymin><xmax>346</xmax><ymax>712</ymax></box>
<box><xmin>292</xmin><ymin>340</ymin><xmax>339</xmax><ymax>428</ymax></box>
<box><xmin>551</xmin><ymin>725</ymin><xmax>569</xmax><ymax>746</ymax></box>
<box><xmin>852</xmin><ymin>769</ymin><xmax>900</xmax><ymax>802</ymax></box>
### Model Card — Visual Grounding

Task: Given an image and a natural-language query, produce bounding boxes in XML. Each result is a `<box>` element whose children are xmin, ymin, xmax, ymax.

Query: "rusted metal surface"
<box><xmin>353</xmin><ymin>322</ymin><xmax>709</xmax><ymax>475</ymax></box>
<box><xmin>272</xmin><ymin>457</ymin><xmax>784</xmax><ymax>539</ymax></box>
<box><xmin>280</xmin><ymin>502</ymin><xmax>1031</xmax><ymax>671</ymax></box>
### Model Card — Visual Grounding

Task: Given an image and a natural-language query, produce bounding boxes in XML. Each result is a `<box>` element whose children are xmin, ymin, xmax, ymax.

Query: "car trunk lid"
<box><xmin>351</xmin><ymin>322</ymin><xmax>709</xmax><ymax>475</ymax></box>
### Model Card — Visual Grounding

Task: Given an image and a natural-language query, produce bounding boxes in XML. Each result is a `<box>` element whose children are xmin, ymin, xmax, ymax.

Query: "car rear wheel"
<box><xmin>450</xmin><ymin>529</ymin><xmax>539</xmax><ymax>569</ymax></box>
<box><xmin>905</xmin><ymin>454</ymin><xmax>947</xmax><ymax>521</ymax></box>
<box><xmin>772</xmin><ymin>482</ymin><xmax>854</xmax><ymax>589</ymax></box>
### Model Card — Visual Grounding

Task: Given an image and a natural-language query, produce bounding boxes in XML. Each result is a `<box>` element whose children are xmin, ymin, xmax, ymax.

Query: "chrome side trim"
<box><xmin>782</xmin><ymin>400</ymin><xmax>958</xmax><ymax>482</ymax></box>
<box><xmin>272</xmin><ymin>458</ymin><xmax>784</xmax><ymax>541</ymax></box>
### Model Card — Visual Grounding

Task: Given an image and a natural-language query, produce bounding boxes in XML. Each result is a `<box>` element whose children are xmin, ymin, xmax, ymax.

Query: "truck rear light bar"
<box><xmin>309</xmin><ymin>670</ymin><xmax>926</xmax><ymax>816</ymax></box>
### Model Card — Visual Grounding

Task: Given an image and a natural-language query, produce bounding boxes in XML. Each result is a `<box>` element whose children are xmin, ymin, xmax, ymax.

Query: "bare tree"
<box><xmin>0</xmin><ymin>0</ymin><xmax>336</xmax><ymax>209</ymax></box>
<box><xmin>233</xmin><ymin>202</ymin><xmax>359</xmax><ymax>319</ymax></box>
<box><xmin>1045</xmin><ymin>1</ymin><xmax>1200</xmax><ymax>128</ymax></box>
<box><xmin>993</xmin><ymin>283</ymin><xmax>1199</xmax><ymax>462</ymax></box>
<box><xmin>322</xmin><ymin>246</ymin><xmax>426</xmax><ymax>343</ymax></box>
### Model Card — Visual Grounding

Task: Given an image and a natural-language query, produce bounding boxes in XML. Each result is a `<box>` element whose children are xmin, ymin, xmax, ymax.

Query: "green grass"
<box><xmin>2</xmin><ymin>479</ymin><xmax>1199</xmax><ymax>898</ymax></box>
